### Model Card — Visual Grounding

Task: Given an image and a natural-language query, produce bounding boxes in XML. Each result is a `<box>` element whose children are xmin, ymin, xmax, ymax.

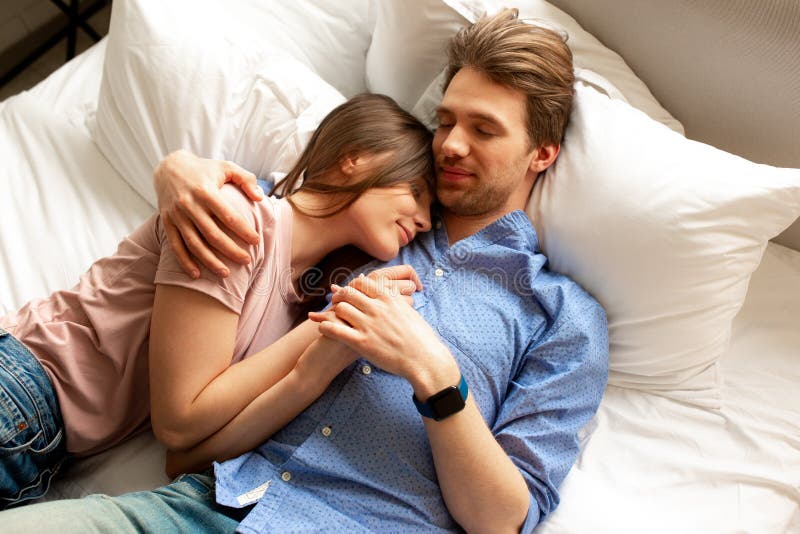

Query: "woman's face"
<box><xmin>346</xmin><ymin>182</ymin><xmax>433</xmax><ymax>261</ymax></box>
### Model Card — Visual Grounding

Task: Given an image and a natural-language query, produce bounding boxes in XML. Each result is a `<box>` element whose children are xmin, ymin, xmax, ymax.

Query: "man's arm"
<box><xmin>311</xmin><ymin>275</ymin><xmax>609</xmax><ymax>533</ymax></box>
<box><xmin>310</xmin><ymin>276</ymin><xmax>529</xmax><ymax>532</ymax></box>
<box><xmin>153</xmin><ymin>150</ymin><xmax>263</xmax><ymax>278</ymax></box>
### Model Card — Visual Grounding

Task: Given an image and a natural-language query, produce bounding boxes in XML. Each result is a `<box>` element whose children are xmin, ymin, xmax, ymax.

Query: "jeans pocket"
<box><xmin>0</xmin><ymin>339</ymin><xmax>67</xmax><ymax>508</ymax></box>
<box><xmin>0</xmin><ymin>425</ymin><xmax>66</xmax><ymax>509</ymax></box>
<box><xmin>0</xmin><ymin>378</ymin><xmax>32</xmax><ymax>448</ymax></box>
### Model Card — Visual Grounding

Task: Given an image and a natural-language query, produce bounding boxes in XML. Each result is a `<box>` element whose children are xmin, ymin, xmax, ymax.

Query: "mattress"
<box><xmin>1</xmin><ymin>31</ymin><xmax>798</xmax><ymax>534</ymax></box>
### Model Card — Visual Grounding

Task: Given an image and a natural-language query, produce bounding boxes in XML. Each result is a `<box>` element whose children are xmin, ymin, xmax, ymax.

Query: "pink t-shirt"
<box><xmin>0</xmin><ymin>189</ymin><xmax>301</xmax><ymax>456</ymax></box>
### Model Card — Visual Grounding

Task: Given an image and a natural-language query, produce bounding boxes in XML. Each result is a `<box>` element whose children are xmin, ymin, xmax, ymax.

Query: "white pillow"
<box><xmin>91</xmin><ymin>0</ymin><xmax>346</xmax><ymax>207</ymax></box>
<box><xmin>527</xmin><ymin>84</ymin><xmax>800</xmax><ymax>408</ymax></box>
<box><xmin>226</xmin><ymin>0</ymin><xmax>375</xmax><ymax>98</ymax></box>
<box><xmin>365</xmin><ymin>0</ymin><xmax>469</xmax><ymax>111</ymax></box>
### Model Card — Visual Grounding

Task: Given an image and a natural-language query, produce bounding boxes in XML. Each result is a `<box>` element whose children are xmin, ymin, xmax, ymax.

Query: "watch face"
<box><xmin>430</xmin><ymin>386</ymin><xmax>466</xmax><ymax>420</ymax></box>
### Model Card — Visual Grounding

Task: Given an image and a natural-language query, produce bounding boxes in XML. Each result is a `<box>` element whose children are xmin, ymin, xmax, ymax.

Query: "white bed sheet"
<box><xmin>539</xmin><ymin>243</ymin><xmax>800</xmax><ymax>533</ymax></box>
<box><xmin>2</xmin><ymin>38</ymin><xmax>798</xmax><ymax>533</ymax></box>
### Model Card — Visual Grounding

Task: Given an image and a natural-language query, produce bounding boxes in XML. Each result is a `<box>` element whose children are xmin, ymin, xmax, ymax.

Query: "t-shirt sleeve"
<box><xmin>154</xmin><ymin>185</ymin><xmax>265</xmax><ymax>314</ymax></box>
<box><xmin>492</xmin><ymin>298</ymin><xmax>609</xmax><ymax>532</ymax></box>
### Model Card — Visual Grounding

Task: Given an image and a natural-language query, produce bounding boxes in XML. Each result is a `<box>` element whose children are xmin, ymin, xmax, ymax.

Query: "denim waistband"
<box><xmin>0</xmin><ymin>329</ymin><xmax>63</xmax><ymax>441</ymax></box>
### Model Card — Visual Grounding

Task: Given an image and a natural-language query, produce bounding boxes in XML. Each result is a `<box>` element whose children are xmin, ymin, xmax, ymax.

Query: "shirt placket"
<box><xmin>237</xmin><ymin>364</ymin><xmax>374</xmax><ymax>532</ymax></box>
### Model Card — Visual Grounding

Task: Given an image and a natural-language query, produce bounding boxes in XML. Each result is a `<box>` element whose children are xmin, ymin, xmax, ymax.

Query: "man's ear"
<box><xmin>529</xmin><ymin>143</ymin><xmax>560</xmax><ymax>174</ymax></box>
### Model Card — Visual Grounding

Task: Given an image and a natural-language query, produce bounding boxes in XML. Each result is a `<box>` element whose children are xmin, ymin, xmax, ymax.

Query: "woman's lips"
<box><xmin>398</xmin><ymin>224</ymin><xmax>413</xmax><ymax>246</ymax></box>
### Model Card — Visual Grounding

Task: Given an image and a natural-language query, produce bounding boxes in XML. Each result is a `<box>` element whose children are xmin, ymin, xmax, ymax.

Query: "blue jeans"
<box><xmin>0</xmin><ymin>327</ymin><xmax>67</xmax><ymax>509</ymax></box>
<box><xmin>0</xmin><ymin>473</ymin><xmax>245</xmax><ymax>532</ymax></box>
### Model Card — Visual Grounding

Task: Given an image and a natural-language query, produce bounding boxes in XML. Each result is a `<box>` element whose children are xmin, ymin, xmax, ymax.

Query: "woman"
<box><xmin>0</xmin><ymin>94</ymin><xmax>434</xmax><ymax>508</ymax></box>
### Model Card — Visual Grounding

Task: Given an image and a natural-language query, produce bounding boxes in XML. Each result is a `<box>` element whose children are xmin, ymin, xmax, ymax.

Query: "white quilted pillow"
<box><xmin>91</xmin><ymin>0</ymin><xmax>346</xmax><ymax>207</ymax></box>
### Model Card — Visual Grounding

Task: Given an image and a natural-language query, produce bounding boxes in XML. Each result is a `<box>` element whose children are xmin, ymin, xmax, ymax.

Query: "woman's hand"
<box><xmin>154</xmin><ymin>150</ymin><xmax>264</xmax><ymax>278</ymax></box>
<box><xmin>296</xmin><ymin>311</ymin><xmax>359</xmax><ymax>379</ymax></box>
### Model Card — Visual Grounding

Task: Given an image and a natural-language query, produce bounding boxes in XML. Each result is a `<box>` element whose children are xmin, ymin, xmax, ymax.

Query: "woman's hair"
<box><xmin>444</xmin><ymin>8</ymin><xmax>575</xmax><ymax>148</ymax></box>
<box><xmin>272</xmin><ymin>93</ymin><xmax>435</xmax><ymax>217</ymax></box>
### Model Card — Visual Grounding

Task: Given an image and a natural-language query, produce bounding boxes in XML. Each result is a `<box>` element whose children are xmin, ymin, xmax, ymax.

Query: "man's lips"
<box><xmin>439</xmin><ymin>166</ymin><xmax>474</xmax><ymax>182</ymax></box>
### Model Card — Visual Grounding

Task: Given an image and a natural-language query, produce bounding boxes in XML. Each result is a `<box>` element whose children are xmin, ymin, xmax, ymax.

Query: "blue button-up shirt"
<box><xmin>215</xmin><ymin>209</ymin><xmax>608</xmax><ymax>533</ymax></box>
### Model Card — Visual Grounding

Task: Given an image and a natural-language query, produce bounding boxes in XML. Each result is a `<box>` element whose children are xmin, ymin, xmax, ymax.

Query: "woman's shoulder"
<box><xmin>217</xmin><ymin>185</ymin><xmax>287</xmax><ymax>236</ymax></box>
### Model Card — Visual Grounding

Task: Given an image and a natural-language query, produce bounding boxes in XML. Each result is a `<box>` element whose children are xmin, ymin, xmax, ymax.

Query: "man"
<box><xmin>3</xmin><ymin>9</ymin><xmax>607</xmax><ymax>532</ymax></box>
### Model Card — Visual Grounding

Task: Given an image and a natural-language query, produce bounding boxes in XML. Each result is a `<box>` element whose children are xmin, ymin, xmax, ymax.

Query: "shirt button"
<box><xmin>321</xmin><ymin>426</ymin><xmax>332</xmax><ymax>437</ymax></box>
<box><xmin>435</xmin><ymin>221</ymin><xmax>442</xmax><ymax>230</ymax></box>
<box><xmin>361</xmin><ymin>364</ymin><xmax>372</xmax><ymax>375</ymax></box>
<box><xmin>434</xmin><ymin>268</ymin><xmax>444</xmax><ymax>277</ymax></box>
<box><xmin>281</xmin><ymin>471</ymin><xmax>292</xmax><ymax>482</ymax></box>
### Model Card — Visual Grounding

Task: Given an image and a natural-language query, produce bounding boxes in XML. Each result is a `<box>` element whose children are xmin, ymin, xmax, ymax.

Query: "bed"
<box><xmin>1</xmin><ymin>1</ymin><xmax>798</xmax><ymax>532</ymax></box>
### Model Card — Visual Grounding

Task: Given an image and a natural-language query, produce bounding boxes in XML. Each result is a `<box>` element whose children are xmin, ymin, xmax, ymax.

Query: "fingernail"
<box><xmin>331</xmin><ymin>284</ymin><xmax>341</xmax><ymax>291</ymax></box>
<box><xmin>240</xmin><ymin>256</ymin><xmax>251</xmax><ymax>264</ymax></box>
<box><xmin>359</xmin><ymin>273</ymin><xmax>365</xmax><ymax>278</ymax></box>
<box><xmin>218</xmin><ymin>269</ymin><xmax>229</xmax><ymax>277</ymax></box>
<box><xmin>191</xmin><ymin>270</ymin><xmax>200</xmax><ymax>279</ymax></box>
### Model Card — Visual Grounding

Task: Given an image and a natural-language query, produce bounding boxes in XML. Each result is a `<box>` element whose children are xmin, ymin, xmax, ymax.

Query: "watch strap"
<box><xmin>413</xmin><ymin>375</ymin><xmax>468</xmax><ymax>420</ymax></box>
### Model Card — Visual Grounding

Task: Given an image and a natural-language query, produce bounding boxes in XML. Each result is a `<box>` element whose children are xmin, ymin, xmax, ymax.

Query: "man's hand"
<box><xmin>154</xmin><ymin>150</ymin><xmax>264</xmax><ymax>278</ymax></box>
<box><xmin>309</xmin><ymin>273</ymin><xmax>459</xmax><ymax>399</ymax></box>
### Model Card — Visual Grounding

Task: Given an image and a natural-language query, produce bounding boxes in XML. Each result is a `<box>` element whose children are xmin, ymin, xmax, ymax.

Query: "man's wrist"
<box><xmin>405</xmin><ymin>343</ymin><xmax>461</xmax><ymax>400</ymax></box>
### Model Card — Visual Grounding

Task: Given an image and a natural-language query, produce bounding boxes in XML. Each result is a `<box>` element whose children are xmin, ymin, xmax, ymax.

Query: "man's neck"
<box><xmin>442</xmin><ymin>209</ymin><xmax>514</xmax><ymax>245</ymax></box>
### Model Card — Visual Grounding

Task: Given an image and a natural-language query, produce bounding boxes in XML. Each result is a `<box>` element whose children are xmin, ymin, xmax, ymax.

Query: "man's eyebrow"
<box><xmin>467</xmin><ymin>111</ymin><xmax>504</xmax><ymax>127</ymax></box>
<box><xmin>435</xmin><ymin>106</ymin><xmax>505</xmax><ymax>128</ymax></box>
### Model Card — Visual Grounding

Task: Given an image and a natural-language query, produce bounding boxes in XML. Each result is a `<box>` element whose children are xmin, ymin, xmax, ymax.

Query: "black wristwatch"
<box><xmin>412</xmin><ymin>375</ymin><xmax>469</xmax><ymax>421</ymax></box>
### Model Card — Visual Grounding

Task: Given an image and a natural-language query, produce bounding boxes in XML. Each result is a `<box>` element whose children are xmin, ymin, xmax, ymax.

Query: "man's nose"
<box><xmin>440</xmin><ymin>126</ymin><xmax>469</xmax><ymax>158</ymax></box>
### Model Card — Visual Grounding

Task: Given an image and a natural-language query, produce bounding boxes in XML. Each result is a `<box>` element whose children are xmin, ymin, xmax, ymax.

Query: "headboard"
<box><xmin>548</xmin><ymin>0</ymin><xmax>800</xmax><ymax>252</ymax></box>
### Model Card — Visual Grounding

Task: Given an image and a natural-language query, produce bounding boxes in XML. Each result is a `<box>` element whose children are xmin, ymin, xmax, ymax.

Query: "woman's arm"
<box><xmin>150</xmin><ymin>265</ymin><xmax>420</xmax><ymax>454</ymax></box>
<box><xmin>165</xmin><ymin>327</ymin><xmax>357</xmax><ymax>478</ymax></box>
<box><xmin>148</xmin><ymin>285</ymin><xmax>321</xmax><ymax>451</ymax></box>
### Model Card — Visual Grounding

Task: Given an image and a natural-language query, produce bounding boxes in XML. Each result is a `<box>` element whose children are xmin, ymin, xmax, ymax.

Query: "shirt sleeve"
<box><xmin>154</xmin><ymin>185</ymin><xmax>265</xmax><ymax>314</ymax></box>
<box><xmin>492</xmin><ymin>297</ymin><xmax>609</xmax><ymax>532</ymax></box>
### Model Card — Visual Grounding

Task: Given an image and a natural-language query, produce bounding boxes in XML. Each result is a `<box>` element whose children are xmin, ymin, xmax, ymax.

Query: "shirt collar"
<box><xmin>431</xmin><ymin>204</ymin><xmax>540</xmax><ymax>255</ymax></box>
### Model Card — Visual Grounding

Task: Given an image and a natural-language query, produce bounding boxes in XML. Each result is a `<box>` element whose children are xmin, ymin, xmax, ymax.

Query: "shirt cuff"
<box><xmin>519</xmin><ymin>493</ymin><xmax>541</xmax><ymax>533</ymax></box>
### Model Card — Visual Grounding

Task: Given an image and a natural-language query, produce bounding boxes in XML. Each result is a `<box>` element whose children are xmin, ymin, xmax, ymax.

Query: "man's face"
<box><xmin>433</xmin><ymin>67</ymin><xmax>539</xmax><ymax>218</ymax></box>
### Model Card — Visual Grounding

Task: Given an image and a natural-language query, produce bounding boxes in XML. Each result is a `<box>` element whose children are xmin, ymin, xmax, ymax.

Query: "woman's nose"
<box><xmin>414</xmin><ymin>207</ymin><xmax>432</xmax><ymax>232</ymax></box>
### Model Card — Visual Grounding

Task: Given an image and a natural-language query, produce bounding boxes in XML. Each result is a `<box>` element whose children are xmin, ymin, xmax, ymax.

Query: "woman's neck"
<box><xmin>287</xmin><ymin>193</ymin><xmax>351</xmax><ymax>283</ymax></box>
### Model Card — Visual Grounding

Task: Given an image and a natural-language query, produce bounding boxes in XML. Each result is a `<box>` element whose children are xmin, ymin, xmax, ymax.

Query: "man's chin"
<box><xmin>438</xmin><ymin>194</ymin><xmax>484</xmax><ymax>216</ymax></box>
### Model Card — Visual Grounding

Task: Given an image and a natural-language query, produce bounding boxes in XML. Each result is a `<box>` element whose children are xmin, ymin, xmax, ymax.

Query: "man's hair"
<box><xmin>273</xmin><ymin>93</ymin><xmax>435</xmax><ymax>217</ymax></box>
<box><xmin>444</xmin><ymin>8</ymin><xmax>575</xmax><ymax>148</ymax></box>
